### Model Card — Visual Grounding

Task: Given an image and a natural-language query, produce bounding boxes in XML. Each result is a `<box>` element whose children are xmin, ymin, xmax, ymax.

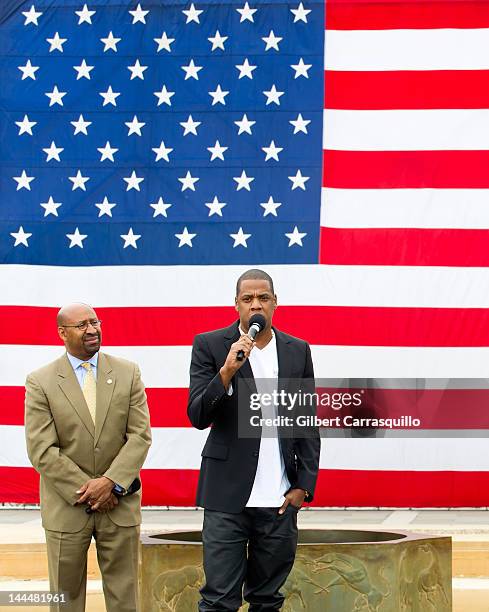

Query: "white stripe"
<box><xmin>7</xmin><ymin>346</ymin><xmax>191</xmax><ymax>389</ymax></box>
<box><xmin>6</xmin><ymin>345</ymin><xmax>489</xmax><ymax>387</ymax></box>
<box><xmin>4</xmin><ymin>425</ymin><xmax>489</xmax><ymax>471</ymax></box>
<box><xmin>325</xmin><ymin>29</ymin><xmax>489</xmax><ymax>70</ymax></box>
<box><xmin>310</xmin><ymin>346</ymin><xmax>489</xmax><ymax>378</ymax></box>
<box><xmin>147</xmin><ymin>427</ymin><xmax>207</xmax><ymax>469</ymax></box>
<box><xmin>321</xmin><ymin>188</ymin><xmax>489</xmax><ymax>229</ymax></box>
<box><xmin>317</xmin><ymin>437</ymin><xmax>489</xmax><ymax>472</ymax></box>
<box><xmin>324</xmin><ymin>109</ymin><xmax>489</xmax><ymax>151</ymax></box>
<box><xmin>4</xmin><ymin>265</ymin><xmax>489</xmax><ymax>308</ymax></box>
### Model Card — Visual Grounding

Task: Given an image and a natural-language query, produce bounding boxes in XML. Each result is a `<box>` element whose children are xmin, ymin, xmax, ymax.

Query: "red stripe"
<box><xmin>0</xmin><ymin>467</ymin><xmax>40</xmax><ymax>504</ymax></box>
<box><xmin>323</xmin><ymin>150</ymin><xmax>489</xmax><ymax>188</ymax></box>
<box><xmin>320</xmin><ymin>226</ymin><xmax>489</xmax><ymax>266</ymax></box>
<box><xmin>0</xmin><ymin>306</ymin><xmax>237</xmax><ymax>346</ymax></box>
<box><xmin>1</xmin><ymin>387</ymin><xmax>190</xmax><ymax>427</ymax></box>
<box><xmin>8</xmin><ymin>386</ymin><xmax>489</xmax><ymax>427</ymax></box>
<box><xmin>312</xmin><ymin>470</ymin><xmax>489</xmax><ymax>507</ymax></box>
<box><xmin>317</xmin><ymin>388</ymin><xmax>489</xmax><ymax>429</ymax></box>
<box><xmin>0</xmin><ymin>388</ymin><xmax>25</xmax><ymax>425</ymax></box>
<box><xmin>141</xmin><ymin>469</ymin><xmax>200</xmax><ymax>506</ymax></box>
<box><xmin>3</xmin><ymin>467</ymin><xmax>489</xmax><ymax>507</ymax></box>
<box><xmin>325</xmin><ymin>70</ymin><xmax>489</xmax><ymax>110</ymax></box>
<box><xmin>326</xmin><ymin>0</ymin><xmax>489</xmax><ymax>30</ymax></box>
<box><xmin>4</xmin><ymin>305</ymin><xmax>489</xmax><ymax>348</ymax></box>
<box><xmin>146</xmin><ymin>389</ymin><xmax>189</xmax><ymax>426</ymax></box>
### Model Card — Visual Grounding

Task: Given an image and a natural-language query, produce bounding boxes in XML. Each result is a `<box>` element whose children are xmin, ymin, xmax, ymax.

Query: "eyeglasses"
<box><xmin>60</xmin><ymin>319</ymin><xmax>102</xmax><ymax>331</ymax></box>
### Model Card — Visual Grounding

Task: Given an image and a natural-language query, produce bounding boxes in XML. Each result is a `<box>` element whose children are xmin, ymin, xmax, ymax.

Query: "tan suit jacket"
<box><xmin>25</xmin><ymin>352</ymin><xmax>152</xmax><ymax>533</ymax></box>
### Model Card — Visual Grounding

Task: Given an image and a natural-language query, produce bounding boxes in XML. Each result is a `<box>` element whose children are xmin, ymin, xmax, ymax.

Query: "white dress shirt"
<box><xmin>245</xmin><ymin>331</ymin><xmax>291</xmax><ymax>507</ymax></box>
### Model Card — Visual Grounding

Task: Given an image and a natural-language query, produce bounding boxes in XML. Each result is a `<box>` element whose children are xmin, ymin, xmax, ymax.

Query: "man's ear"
<box><xmin>235</xmin><ymin>297</ymin><xmax>239</xmax><ymax>311</ymax></box>
<box><xmin>57</xmin><ymin>327</ymin><xmax>66</xmax><ymax>342</ymax></box>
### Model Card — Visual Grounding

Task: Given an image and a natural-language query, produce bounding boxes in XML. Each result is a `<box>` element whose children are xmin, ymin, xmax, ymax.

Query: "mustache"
<box><xmin>83</xmin><ymin>332</ymin><xmax>100</xmax><ymax>340</ymax></box>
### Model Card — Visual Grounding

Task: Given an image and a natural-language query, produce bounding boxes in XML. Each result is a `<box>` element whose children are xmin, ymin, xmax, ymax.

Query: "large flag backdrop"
<box><xmin>2</xmin><ymin>0</ymin><xmax>489</xmax><ymax>506</ymax></box>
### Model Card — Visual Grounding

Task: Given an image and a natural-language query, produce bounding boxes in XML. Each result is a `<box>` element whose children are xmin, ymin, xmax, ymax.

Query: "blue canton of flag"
<box><xmin>0</xmin><ymin>0</ymin><xmax>323</xmax><ymax>265</ymax></box>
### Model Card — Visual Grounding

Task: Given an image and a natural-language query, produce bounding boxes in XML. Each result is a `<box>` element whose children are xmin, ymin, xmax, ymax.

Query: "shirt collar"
<box><xmin>67</xmin><ymin>351</ymin><xmax>99</xmax><ymax>371</ymax></box>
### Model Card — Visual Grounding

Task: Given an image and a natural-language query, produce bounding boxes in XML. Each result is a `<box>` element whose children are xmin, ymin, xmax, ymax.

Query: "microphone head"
<box><xmin>248</xmin><ymin>314</ymin><xmax>266</xmax><ymax>331</ymax></box>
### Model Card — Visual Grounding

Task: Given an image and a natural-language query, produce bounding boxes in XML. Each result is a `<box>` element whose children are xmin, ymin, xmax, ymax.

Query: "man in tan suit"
<box><xmin>25</xmin><ymin>303</ymin><xmax>152</xmax><ymax>612</ymax></box>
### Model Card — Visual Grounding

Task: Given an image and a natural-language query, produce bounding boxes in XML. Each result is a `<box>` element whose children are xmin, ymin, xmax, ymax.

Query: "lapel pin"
<box><xmin>107</xmin><ymin>378</ymin><xmax>113</xmax><ymax>384</ymax></box>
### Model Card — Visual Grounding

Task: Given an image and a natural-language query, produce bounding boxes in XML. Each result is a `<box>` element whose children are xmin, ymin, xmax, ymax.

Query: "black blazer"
<box><xmin>187</xmin><ymin>321</ymin><xmax>321</xmax><ymax>513</ymax></box>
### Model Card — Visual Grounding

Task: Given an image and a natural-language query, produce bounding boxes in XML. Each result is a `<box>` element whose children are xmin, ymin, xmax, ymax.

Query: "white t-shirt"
<box><xmin>245</xmin><ymin>331</ymin><xmax>291</xmax><ymax>507</ymax></box>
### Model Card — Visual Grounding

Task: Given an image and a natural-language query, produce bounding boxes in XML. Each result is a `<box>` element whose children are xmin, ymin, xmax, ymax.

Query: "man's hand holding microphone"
<box><xmin>219</xmin><ymin>314</ymin><xmax>265</xmax><ymax>390</ymax></box>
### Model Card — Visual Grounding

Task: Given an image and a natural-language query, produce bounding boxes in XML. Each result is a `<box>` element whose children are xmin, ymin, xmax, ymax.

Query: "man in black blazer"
<box><xmin>188</xmin><ymin>269</ymin><xmax>320</xmax><ymax>611</ymax></box>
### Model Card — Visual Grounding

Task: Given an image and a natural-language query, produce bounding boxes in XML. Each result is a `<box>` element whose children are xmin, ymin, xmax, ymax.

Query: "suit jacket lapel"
<box><xmin>57</xmin><ymin>355</ymin><xmax>95</xmax><ymax>438</ymax></box>
<box><xmin>275</xmin><ymin>328</ymin><xmax>294</xmax><ymax>420</ymax></box>
<box><xmin>223</xmin><ymin>321</ymin><xmax>239</xmax><ymax>353</ymax></box>
<box><xmin>276</xmin><ymin>328</ymin><xmax>292</xmax><ymax>393</ymax></box>
<box><xmin>274</xmin><ymin>329</ymin><xmax>295</xmax><ymax>449</ymax></box>
<box><xmin>94</xmin><ymin>352</ymin><xmax>115</xmax><ymax>445</ymax></box>
<box><xmin>237</xmin><ymin>358</ymin><xmax>257</xmax><ymax>394</ymax></box>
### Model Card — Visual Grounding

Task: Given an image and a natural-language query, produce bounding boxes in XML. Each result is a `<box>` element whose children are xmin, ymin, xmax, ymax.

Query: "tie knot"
<box><xmin>81</xmin><ymin>362</ymin><xmax>92</xmax><ymax>371</ymax></box>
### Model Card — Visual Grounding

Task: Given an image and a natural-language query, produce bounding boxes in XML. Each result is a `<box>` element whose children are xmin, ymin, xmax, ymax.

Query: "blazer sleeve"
<box><xmin>25</xmin><ymin>373</ymin><xmax>91</xmax><ymax>506</ymax></box>
<box><xmin>103</xmin><ymin>364</ymin><xmax>152</xmax><ymax>490</ymax></box>
<box><xmin>292</xmin><ymin>342</ymin><xmax>321</xmax><ymax>502</ymax></box>
<box><xmin>187</xmin><ymin>333</ymin><xmax>229</xmax><ymax>430</ymax></box>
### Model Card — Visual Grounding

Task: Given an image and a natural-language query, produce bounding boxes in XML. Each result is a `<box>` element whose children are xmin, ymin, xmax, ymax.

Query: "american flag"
<box><xmin>2</xmin><ymin>0</ymin><xmax>489</xmax><ymax>507</ymax></box>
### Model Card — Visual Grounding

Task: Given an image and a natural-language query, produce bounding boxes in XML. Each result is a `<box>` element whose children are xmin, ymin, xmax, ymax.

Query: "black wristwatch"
<box><xmin>112</xmin><ymin>483</ymin><xmax>126</xmax><ymax>497</ymax></box>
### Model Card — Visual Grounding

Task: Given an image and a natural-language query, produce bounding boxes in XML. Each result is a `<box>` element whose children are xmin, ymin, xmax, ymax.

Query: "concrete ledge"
<box><xmin>0</xmin><ymin>543</ymin><xmax>101</xmax><ymax>580</ymax></box>
<box><xmin>0</xmin><ymin>577</ymin><xmax>487</xmax><ymax>612</ymax></box>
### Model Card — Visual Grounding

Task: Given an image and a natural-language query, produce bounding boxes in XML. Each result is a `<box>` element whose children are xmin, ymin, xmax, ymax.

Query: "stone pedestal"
<box><xmin>140</xmin><ymin>529</ymin><xmax>452</xmax><ymax>611</ymax></box>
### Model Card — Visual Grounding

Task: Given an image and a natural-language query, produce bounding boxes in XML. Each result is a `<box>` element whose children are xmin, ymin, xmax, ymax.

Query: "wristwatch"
<box><xmin>112</xmin><ymin>483</ymin><xmax>126</xmax><ymax>497</ymax></box>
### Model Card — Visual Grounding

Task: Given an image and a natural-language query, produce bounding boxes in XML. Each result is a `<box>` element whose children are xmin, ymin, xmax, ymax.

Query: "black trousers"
<box><xmin>199</xmin><ymin>506</ymin><xmax>298</xmax><ymax>612</ymax></box>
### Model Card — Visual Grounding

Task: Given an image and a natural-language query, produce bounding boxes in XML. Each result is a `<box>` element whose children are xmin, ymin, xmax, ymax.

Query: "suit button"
<box><xmin>252</xmin><ymin>451</ymin><xmax>259</xmax><ymax>457</ymax></box>
<box><xmin>94</xmin><ymin>447</ymin><xmax>100</xmax><ymax>453</ymax></box>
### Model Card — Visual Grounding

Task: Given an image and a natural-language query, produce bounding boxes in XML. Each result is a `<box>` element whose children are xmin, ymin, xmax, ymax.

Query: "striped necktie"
<box><xmin>81</xmin><ymin>362</ymin><xmax>96</xmax><ymax>423</ymax></box>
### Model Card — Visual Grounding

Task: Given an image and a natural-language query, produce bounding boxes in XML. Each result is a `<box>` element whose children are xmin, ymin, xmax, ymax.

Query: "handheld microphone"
<box><xmin>236</xmin><ymin>314</ymin><xmax>266</xmax><ymax>361</ymax></box>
